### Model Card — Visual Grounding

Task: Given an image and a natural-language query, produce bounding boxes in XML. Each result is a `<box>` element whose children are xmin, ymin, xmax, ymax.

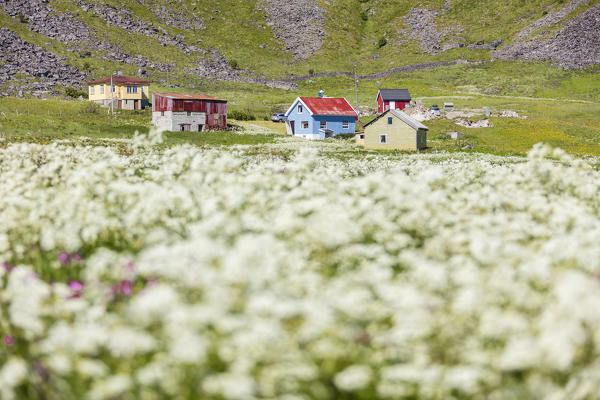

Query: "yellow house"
<box><xmin>88</xmin><ymin>75</ymin><xmax>149</xmax><ymax>110</ymax></box>
<box><xmin>359</xmin><ymin>109</ymin><xmax>428</xmax><ymax>151</ymax></box>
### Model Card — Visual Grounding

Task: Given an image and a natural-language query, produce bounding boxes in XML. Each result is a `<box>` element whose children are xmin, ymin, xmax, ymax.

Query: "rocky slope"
<box><xmin>495</xmin><ymin>3</ymin><xmax>600</xmax><ymax>69</ymax></box>
<box><xmin>0</xmin><ymin>28</ymin><xmax>88</xmax><ymax>97</ymax></box>
<box><xmin>256</xmin><ymin>0</ymin><xmax>325</xmax><ymax>60</ymax></box>
<box><xmin>0</xmin><ymin>0</ymin><xmax>599</xmax><ymax>97</ymax></box>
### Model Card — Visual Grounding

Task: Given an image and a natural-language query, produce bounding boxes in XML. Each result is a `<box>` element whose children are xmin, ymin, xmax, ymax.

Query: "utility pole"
<box><xmin>354</xmin><ymin>65</ymin><xmax>359</xmax><ymax>112</ymax></box>
<box><xmin>110</xmin><ymin>74</ymin><xmax>114</xmax><ymax>116</ymax></box>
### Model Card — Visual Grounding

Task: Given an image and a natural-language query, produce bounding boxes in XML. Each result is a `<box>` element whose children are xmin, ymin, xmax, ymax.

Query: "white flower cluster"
<box><xmin>1</xmin><ymin>141</ymin><xmax>600</xmax><ymax>399</ymax></box>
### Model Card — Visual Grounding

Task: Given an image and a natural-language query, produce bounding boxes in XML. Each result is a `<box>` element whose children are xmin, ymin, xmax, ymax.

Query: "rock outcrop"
<box><xmin>256</xmin><ymin>0</ymin><xmax>325</xmax><ymax>59</ymax></box>
<box><xmin>397</xmin><ymin>7</ymin><xmax>462</xmax><ymax>54</ymax></box>
<box><xmin>495</xmin><ymin>3</ymin><xmax>600</xmax><ymax>69</ymax></box>
<box><xmin>0</xmin><ymin>28</ymin><xmax>88</xmax><ymax>96</ymax></box>
<box><xmin>77</xmin><ymin>0</ymin><xmax>202</xmax><ymax>55</ymax></box>
<box><xmin>0</xmin><ymin>0</ymin><xmax>171</xmax><ymax>72</ymax></box>
<box><xmin>152</xmin><ymin>4</ymin><xmax>204</xmax><ymax>30</ymax></box>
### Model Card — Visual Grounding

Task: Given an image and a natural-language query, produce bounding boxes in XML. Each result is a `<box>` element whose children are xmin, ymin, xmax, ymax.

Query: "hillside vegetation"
<box><xmin>0</xmin><ymin>0</ymin><xmax>599</xmax><ymax>102</ymax></box>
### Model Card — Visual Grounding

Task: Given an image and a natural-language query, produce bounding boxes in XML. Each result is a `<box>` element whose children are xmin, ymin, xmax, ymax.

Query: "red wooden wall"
<box><xmin>153</xmin><ymin>94</ymin><xmax>228</xmax><ymax>129</ymax></box>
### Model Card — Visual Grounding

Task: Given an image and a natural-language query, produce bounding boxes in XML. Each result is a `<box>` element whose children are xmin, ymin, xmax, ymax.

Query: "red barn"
<box><xmin>376</xmin><ymin>89</ymin><xmax>411</xmax><ymax>114</ymax></box>
<box><xmin>152</xmin><ymin>93</ymin><xmax>227</xmax><ymax>131</ymax></box>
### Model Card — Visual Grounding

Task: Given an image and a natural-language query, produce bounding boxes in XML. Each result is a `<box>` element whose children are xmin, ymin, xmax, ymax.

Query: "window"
<box><xmin>385</xmin><ymin>104</ymin><xmax>390</xmax><ymax>111</ymax></box>
<box><xmin>187</xmin><ymin>111</ymin><xmax>191</xmax><ymax>116</ymax></box>
<box><xmin>297</xmin><ymin>105</ymin><xmax>303</xmax><ymax>113</ymax></box>
<box><xmin>100</xmin><ymin>85</ymin><xmax>104</xmax><ymax>94</ymax></box>
<box><xmin>359</xmin><ymin>134</ymin><xmax>365</xmax><ymax>139</ymax></box>
<box><xmin>127</xmin><ymin>85</ymin><xmax>138</xmax><ymax>94</ymax></box>
<box><xmin>379</xmin><ymin>134</ymin><xmax>387</xmax><ymax>144</ymax></box>
<box><xmin>342</xmin><ymin>121</ymin><xmax>349</xmax><ymax>129</ymax></box>
<box><xmin>387</xmin><ymin>117</ymin><xmax>393</xmax><ymax>125</ymax></box>
<box><xmin>112</xmin><ymin>85</ymin><xmax>115</xmax><ymax>93</ymax></box>
<box><xmin>161</xmin><ymin>111</ymin><xmax>164</xmax><ymax>116</ymax></box>
<box><xmin>301</xmin><ymin>121</ymin><xmax>309</xmax><ymax>129</ymax></box>
<box><xmin>320</xmin><ymin>121</ymin><xmax>326</xmax><ymax>129</ymax></box>
<box><xmin>179</xmin><ymin>124</ymin><xmax>190</xmax><ymax>131</ymax></box>
<box><xmin>141</xmin><ymin>86</ymin><xmax>144</xmax><ymax>95</ymax></box>
<box><xmin>90</xmin><ymin>86</ymin><xmax>94</xmax><ymax>95</ymax></box>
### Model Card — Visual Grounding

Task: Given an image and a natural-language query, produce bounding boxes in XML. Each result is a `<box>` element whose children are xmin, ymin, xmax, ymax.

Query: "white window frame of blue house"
<box><xmin>302</xmin><ymin>121</ymin><xmax>309</xmax><ymax>129</ymax></box>
<box><xmin>387</xmin><ymin>117</ymin><xmax>393</xmax><ymax>125</ymax></box>
<box><xmin>298</xmin><ymin>104</ymin><xmax>303</xmax><ymax>113</ymax></box>
<box><xmin>380</xmin><ymin>134</ymin><xmax>387</xmax><ymax>144</ymax></box>
<box><xmin>320</xmin><ymin>121</ymin><xmax>326</xmax><ymax>129</ymax></box>
<box><xmin>342</xmin><ymin>121</ymin><xmax>349</xmax><ymax>129</ymax></box>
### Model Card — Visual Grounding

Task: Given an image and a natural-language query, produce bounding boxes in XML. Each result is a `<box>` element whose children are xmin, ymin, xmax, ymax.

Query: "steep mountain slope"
<box><xmin>0</xmin><ymin>0</ymin><xmax>598</xmax><ymax>97</ymax></box>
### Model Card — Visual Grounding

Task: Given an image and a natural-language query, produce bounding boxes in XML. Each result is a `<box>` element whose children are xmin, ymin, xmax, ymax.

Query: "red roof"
<box><xmin>88</xmin><ymin>75</ymin><xmax>149</xmax><ymax>85</ymax></box>
<box><xmin>154</xmin><ymin>93</ymin><xmax>227</xmax><ymax>102</ymax></box>
<box><xmin>299</xmin><ymin>97</ymin><xmax>357</xmax><ymax>117</ymax></box>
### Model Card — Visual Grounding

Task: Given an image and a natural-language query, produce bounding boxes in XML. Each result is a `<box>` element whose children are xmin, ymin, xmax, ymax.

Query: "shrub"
<box><xmin>79</xmin><ymin>101</ymin><xmax>101</xmax><ymax>114</ymax></box>
<box><xmin>229</xmin><ymin>59</ymin><xmax>239</xmax><ymax>70</ymax></box>
<box><xmin>227</xmin><ymin>109</ymin><xmax>255</xmax><ymax>121</ymax></box>
<box><xmin>360</xmin><ymin>11</ymin><xmax>369</xmax><ymax>21</ymax></box>
<box><xmin>17</xmin><ymin>13</ymin><xmax>27</xmax><ymax>23</ymax></box>
<box><xmin>65</xmin><ymin>87</ymin><xmax>88</xmax><ymax>99</ymax></box>
<box><xmin>377</xmin><ymin>37</ymin><xmax>387</xmax><ymax>48</ymax></box>
<box><xmin>308</xmin><ymin>69</ymin><xmax>315</xmax><ymax>75</ymax></box>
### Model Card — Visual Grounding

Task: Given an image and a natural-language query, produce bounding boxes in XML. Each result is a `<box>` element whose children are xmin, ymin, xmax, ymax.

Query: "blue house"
<box><xmin>284</xmin><ymin>97</ymin><xmax>358</xmax><ymax>140</ymax></box>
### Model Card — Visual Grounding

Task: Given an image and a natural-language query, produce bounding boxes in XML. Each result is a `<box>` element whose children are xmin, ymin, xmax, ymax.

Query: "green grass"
<box><xmin>1</xmin><ymin>94</ymin><xmax>600</xmax><ymax>156</ymax></box>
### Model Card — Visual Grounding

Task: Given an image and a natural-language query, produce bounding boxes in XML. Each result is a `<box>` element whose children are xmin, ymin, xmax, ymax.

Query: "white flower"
<box><xmin>334</xmin><ymin>365</ymin><xmax>372</xmax><ymax>391</ymax></box>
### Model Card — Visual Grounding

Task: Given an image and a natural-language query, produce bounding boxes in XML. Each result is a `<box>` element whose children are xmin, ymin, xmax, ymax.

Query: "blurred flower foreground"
<box><xmin>1</xmin><ymin>138</ymin><xmax>600</xmax><ymax>400</ymax></box>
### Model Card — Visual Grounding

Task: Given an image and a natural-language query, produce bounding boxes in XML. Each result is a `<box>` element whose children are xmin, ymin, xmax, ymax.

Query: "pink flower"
<box><xmin>110</xmin><ymin>280</ymin><xmax>133</xmax><ymax>298</ymax></box>
<box><xmin>4</xmin><ymin>335</ymin><xmax>13</xmax><ymax>346</ymax></box>
<box><xmin>121</xmin><ymin>280</ymin><xmax>132</xmax><ymax>296</ymax></box>
<box><xmin>68</xmin><ymin>280</ymin><xmax>84</xmax><ymax>298</ymax></box>
<box><xmin>58</xmin><ymin>251</ymin><xmax>69</xmax><ymax>264</ymax></box>
<box><xmin>2</xmin><ymin>262</ymin><xmax>12</xmax><ymax>273</ymax></box>
<box><xmin>69</xmin><ymin>280</ymin><xmax>84</xmax><ymax>292</ymax></box>
<box><xmin>71</xmin><ymin>253</ymin><xmax>82</xmax><ymax>262</ymax></box>
<box><xmin>126</xmin><ymin>261</ymin><xmax>134</xmax><ymax>273</ymax></box>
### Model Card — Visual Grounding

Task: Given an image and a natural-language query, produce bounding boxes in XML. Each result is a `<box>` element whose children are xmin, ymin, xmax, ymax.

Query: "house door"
<box><xmin>117</xmin><ymin>100</ymin><xmax>122</xmax><ymax>109</ymax></box>
<box><xmin>198</xmin><ymin>125</ymin><xmax>204</xmax><ymax>132</ymax></box>
<box><xmin>290</xmin><ymin>121</ymin><xmax>295</xmax><ymax>134</ymax></box>
<box><xmin>134</xmin><ymin>100</ymin><xmax>139</xmax><ymax>110</ymax></box>
<box><xmin>180</xmin><ymin>124</ymin><xmax>190</xmax><ymax>131</ymax></box>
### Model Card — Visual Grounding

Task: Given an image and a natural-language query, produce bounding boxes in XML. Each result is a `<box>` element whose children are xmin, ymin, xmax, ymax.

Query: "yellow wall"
<box><xmin>363</xmin><ymin>114</ymin><xmax>424</xmax><ymax>151</ymax></box>
<box><xmin>355</xmin><ymin>132</ymin><xmax>365</xmax><ymax>145</ymax></box>
<box><xmin>88</xmin><ymin>84</ymin><xmax>148</xmax><ymax>101</ymax></box>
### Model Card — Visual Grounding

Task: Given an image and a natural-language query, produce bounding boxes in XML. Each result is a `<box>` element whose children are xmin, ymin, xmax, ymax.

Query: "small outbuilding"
<box><xmin>376</xmin><ymin>88</ymin><xmax>411</xmax><ymax>114</ymax></box>
<box><xmin>359</xmin><ymin>108</ymin><xmax>428</xmax><ymax>151</ymax></box>
<box><xmin>152</xmin><ymin>93</ymin><xmax>227</xmax><ymax>131</ymax></box>
<box><xmin>284</xmin><ymin>97</ymin><xmax>358</xmax><ymax>140</ymax></box>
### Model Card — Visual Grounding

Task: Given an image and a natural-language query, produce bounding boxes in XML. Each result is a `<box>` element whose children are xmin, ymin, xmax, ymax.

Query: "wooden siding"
<box><xmin>377</xmin><ymin>92</ymin><xmax>409</xmax><ymax>113</ymax></box>
<box><xmin>363</xmin><ymin>114</ymin><xmax>425</xmax><ymax>151</ymax></box>
<box><xmin>153</xmin><ymin>94</ymin><xmax>228</xmax><ymax>129</ymax></box>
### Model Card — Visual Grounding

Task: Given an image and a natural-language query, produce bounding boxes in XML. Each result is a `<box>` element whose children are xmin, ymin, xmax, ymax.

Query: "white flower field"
<box><xmin>2</xmin><ymin>132</ymin><xmax>600</xmax><ymax>399</ymax></box>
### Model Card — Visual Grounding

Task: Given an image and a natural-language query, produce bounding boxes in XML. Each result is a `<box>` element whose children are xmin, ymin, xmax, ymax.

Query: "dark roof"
<box><xmin>154</xmin><ymin>93</ymin><xmax>227</xmax><ymax>102</ymax></box>
<box><xmin>378</xmin><ymin>88</ymin><xmax>411</xmax><ymax>102</ymax></box>
<box><xmin>88</xmin><ymin>75</ymin><xmax>149</xmax><ymax>85</ymax></box>
<box><xmin>363</xmin><ymin>109</ymin><xmax>428</xmax><ymax>131</ymax></box>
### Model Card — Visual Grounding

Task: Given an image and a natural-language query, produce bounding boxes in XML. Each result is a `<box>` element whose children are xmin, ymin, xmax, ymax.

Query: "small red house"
<box><xmin>376</xmin><ymin>89</ymin><xmax>411</xmax><ymax>114</ymax></box>
<box><xmin>152</xmin><ymin>93</ymin><xmax>227</xmax><ymax>131</ymax></box>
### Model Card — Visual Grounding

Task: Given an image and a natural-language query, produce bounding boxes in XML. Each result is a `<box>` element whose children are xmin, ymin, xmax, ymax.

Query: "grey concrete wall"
<box><xmin>152</xmin><ymin>111</ymin><xmax>207</xmax><ymax>132</ymax></box>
